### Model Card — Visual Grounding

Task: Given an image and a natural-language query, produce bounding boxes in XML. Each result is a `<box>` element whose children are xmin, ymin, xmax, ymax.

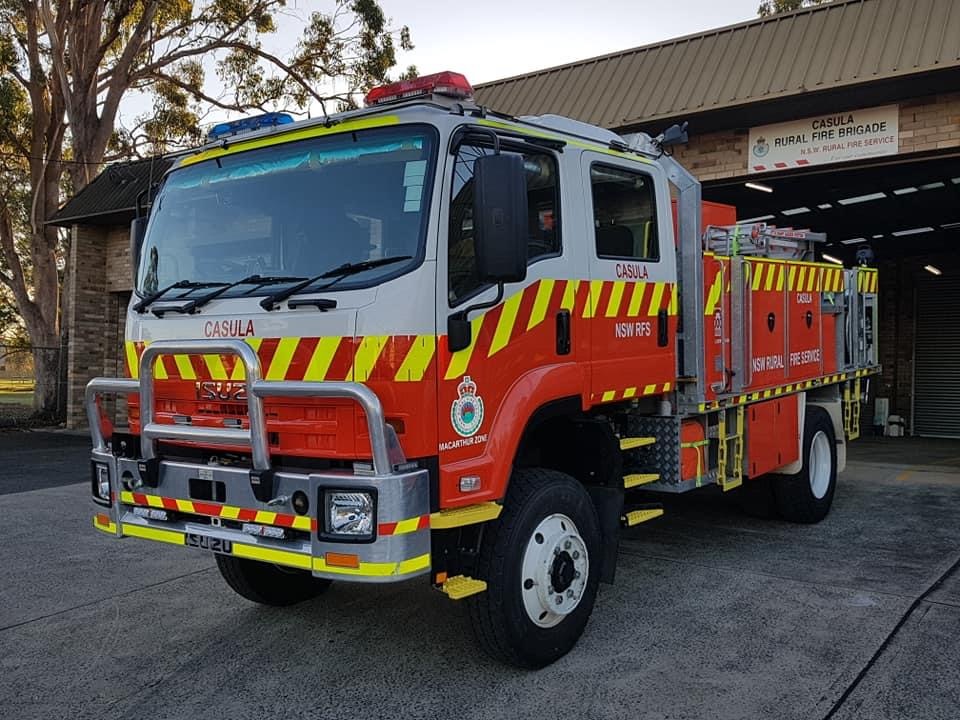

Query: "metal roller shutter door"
<box><xmin>914</xmin><ymin>278</ymin><xmax>960</xmax><ymax>437</ymax></box>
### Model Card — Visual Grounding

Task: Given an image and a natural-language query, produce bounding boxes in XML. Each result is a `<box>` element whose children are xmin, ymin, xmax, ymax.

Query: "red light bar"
<box><xmin>365</xmin><ymin>71</ymin><xmax>474</xmax><ymax>106</ymax></box>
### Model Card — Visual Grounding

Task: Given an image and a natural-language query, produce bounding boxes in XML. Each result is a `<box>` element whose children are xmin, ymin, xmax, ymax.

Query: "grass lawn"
<box><xmin>0</xmin><ymin>379</ymin><xmax>35</xmax><ymax>407</ymax></box>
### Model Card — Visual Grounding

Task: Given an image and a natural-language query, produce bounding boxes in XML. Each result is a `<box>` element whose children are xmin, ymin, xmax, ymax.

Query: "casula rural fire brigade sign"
<box><xmin>748</xmin><ymin>105</ymin><xmax>899</xmax><ymax>173</ymax></box>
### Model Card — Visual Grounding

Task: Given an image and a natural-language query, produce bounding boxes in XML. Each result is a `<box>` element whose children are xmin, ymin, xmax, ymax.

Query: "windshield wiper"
<box><xmin>152</xmin><ymin>274</ymin><xmax>308</xmax><ymax>317</ymax></box>
<box><xmin>259</xmin><ymin>256</ymin><xmax>413</xmax><ymax>311</ymax></box>
<box><xmin>134</xmin><ymin>280</ymin><xmax>227</xmax><ymax>314</ymax></box>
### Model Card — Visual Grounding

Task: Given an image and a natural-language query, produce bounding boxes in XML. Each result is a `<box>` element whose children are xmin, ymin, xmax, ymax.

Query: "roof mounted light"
<box><xmin>364</xmin><ymin>71</ymin><xmax>474</xmax><ymax>106</ymax></box>
<box><xmin>208</xmin><ymin>112</ymin><xmax>294</xmax><ymax>141</ymax></box>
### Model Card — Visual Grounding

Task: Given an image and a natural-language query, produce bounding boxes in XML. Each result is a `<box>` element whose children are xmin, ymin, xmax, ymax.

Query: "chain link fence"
<box><xmin>0</xmin><ymin>343</ymin><xmax>67</xmax><ymax>427</ymax></box>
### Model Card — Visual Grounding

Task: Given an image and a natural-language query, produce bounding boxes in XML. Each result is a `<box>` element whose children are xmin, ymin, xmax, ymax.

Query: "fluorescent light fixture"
<box><xmin>841</xmin><ymin>238</ymin><xmax>867</xmax><ymax>245</ymax></box>
<box><xmin>924</xmin><ymin>265</ymin><xmax>942</xmax><ymax>276</ymax></box>
<box><xmin>739</xmin><ymin>214</ymin><xmax>776</xmax><ymax>223</ymax></box>
<box><xmin>891</xmin><ymin>227</ymin><xmax>934</xmax><ymax>237</ymax></box>
<box><xmin>817</xmin><ymin>203</ymin><xmax>833</xmax><ymax>209</ymax></box>
<box><xmin>782</xmin><ymin>206</ymin><xmax>810</xmax><ymax>216</ymax></box>
<box><xmin>920</xmin><ymin>182</ymin><xmax>945</xmax><ymax>190</ymax></box>
<box><xmin>952</xmin><ymin>177</ymin><xmax>960</xmax><ymax>185</ymax></box>
<box><xmin>745</xmin><ymin>182</ymin><xmax>773</xmax><ymax>193</ymax></box>
<box><xmin>941</xmin><ymin>222</ymin><xmax>960</xmax><ymax>230</ymax></box>
<box><xmin>892</xmin><ymin>187</ymin><xmax>917</xmax><ymax>195</ymax></box>
<box><xmin>822</xmin><ymin>253</ymin><xmax>844</xmax><ymax>265</ymax></box>
<box><xmin>872</xmin><ymin>234</ymin><xmax>884</xmax><ymax>239</ymax></box>
<box><xmin>837</xmin><ymin>192</ymin><xmax>886</xmax><ymax>205</ymax></box>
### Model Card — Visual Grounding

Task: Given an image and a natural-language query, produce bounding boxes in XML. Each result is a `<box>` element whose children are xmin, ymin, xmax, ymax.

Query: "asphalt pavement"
<box><xmin>1</xmin><ymin>431</ymin><xmax>958</xmax><ymax>719</ymax></box>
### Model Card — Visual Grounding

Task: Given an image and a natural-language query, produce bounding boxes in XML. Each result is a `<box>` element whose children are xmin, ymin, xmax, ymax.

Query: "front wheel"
<box><xmin>772</xmin><ymin>406</ymin><xmax>838</xmax><ymax>523</ymax></box>
<box><xmin>467</xmin><ymin>468</ymin><xmax>602</xmax><ymax>668</ymax></box>
<box><xmin>215</xmin><ymin>555</ymin><xmax>332</xmax><ymax>606</ymax></box>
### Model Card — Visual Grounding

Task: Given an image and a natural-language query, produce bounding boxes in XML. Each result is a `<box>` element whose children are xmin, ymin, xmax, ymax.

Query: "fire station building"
<box><xmin>477</xmin><ymin>0</ymin><xmax>960</xmax><ymax>438</ymax></box>
<box><xmin>56</xmin><ymin>0</ymin><xmax>958</xmax><ymax>436</ymax></box>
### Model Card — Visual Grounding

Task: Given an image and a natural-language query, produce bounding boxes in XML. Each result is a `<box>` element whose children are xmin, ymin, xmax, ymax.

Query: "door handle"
<box><xmin>556</xmin><ymin>310</ymin><xmax>571</xmax><ymax>355</ymax></box>
<box><xmin>657</xmin><ymin>309</ymin><xmax>668</xmax><ymax>347</ymax></box>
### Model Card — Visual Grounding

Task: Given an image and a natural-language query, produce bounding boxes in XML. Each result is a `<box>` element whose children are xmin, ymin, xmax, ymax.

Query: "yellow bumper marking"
<box><xmin>313</xmin><ymin>552</ymin><xmax>430</xmax><ymax>577</ymax></box>
<box><xmin>527</xmin><ymin>279</ymin><xmax>555</xmax><ymax>330</ymax></box>
<box><xmin>395</xmin><ymin>335</ymin><xmax>436</xmax><ymax>381</ymax></box>
<box><xmin>233</xmin><ymin>542</ymin><xmax>312</xmax><ymax>570</ymax></box>
<box><xmin>430</xmin><ymin>502</ymin><xmax>502</xmax><ymax>529</ymax></box>
<box><xmin>93</xmin><ymin>516</ymin><xmax>118</xmax><ymax>534</ymax></box>
<box><xmin>123</xmin><ymin>523</ymin><xmax>185</xmax><ymax>546</ymax></box>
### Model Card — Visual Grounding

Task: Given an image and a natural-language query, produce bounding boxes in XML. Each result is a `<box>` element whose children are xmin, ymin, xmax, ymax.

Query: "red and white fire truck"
<box><xmin>88</xmin><ymin>71</ymin><xmax>879</xmax><ymax>668</ymax></box>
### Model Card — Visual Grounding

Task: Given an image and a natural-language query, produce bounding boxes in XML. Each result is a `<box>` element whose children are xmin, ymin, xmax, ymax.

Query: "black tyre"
<box><xmin>771</xmin><ymin>406</ymin><xmax>837</xmax><ymax>523</ymax></box>
<box><xmin>738</xmin><ymin>475</ymin><xmax>777</xmax><ymax>520</ymax></box>
<box><xmin>467</xmin><ymin>468</ymin><xmax>602</xmax><ymax>668</ymax></box>
<box><xmin>215</xmin><ymin>555</ymin><xmax>332</xmax><ymax>606</ymax></box>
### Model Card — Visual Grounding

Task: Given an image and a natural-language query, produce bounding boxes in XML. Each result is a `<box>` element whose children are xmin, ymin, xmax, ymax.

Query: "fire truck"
<box><xmin>87</xmin><ymin>71</ymin><xmax>879</xmax><ymax>668</ymax></box>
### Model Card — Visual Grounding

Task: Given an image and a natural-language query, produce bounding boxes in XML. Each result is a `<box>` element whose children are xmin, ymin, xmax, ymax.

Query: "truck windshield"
<box><xmin>136</xmin><ymin>125</ymin><xmax>438</xmax><ymax>297</ymax></box>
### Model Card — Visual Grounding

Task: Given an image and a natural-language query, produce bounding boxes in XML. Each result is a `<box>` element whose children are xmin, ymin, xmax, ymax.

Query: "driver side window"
<box><xmin>448</xmin><ymin>143</ymin><xmax>560</xmax><ymax>305</ymax></box>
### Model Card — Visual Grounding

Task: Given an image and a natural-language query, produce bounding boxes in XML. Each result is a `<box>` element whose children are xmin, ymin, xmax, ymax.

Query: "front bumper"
<box><xmin>88</xmin><ymin>338</ymin><xmax>430</xmax><ymax>583</ymax></box>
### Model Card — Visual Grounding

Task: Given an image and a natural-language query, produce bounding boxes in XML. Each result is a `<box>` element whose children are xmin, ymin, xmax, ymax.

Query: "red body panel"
<box><xmin>746</xmin><ymin>394</ymin><xmax>800</xmax><ymax>477</ymax></box>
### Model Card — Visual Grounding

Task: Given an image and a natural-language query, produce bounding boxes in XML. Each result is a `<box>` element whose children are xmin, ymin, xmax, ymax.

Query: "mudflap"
<box><xmin>586</xmin><ymin>484</ymin><xmax>623</xmax><ymax>584</ymax></box>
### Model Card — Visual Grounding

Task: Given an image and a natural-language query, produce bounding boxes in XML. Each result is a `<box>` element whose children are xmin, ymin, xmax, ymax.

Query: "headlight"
<box><xmin>92</xmin><ymin>462</ymin><xmax>110</xmax><ymax>502</ymax></box>
<box><xmin>325</xmin><ymin>491</ymin><xmax>374</xmax><ymax>538</ymax></box>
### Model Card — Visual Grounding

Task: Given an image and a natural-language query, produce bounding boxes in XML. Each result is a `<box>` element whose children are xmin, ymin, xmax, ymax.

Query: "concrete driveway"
<box><xmin>1</xmin><ymin>431</ymin><xmax>958</xmax><ymax>719</ymax></box>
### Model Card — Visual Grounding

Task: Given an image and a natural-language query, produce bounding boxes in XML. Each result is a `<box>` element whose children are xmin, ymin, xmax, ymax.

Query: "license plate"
<box><xmin>185</xmin><ymin>533</ymin><xmax>233</xmax><ymax>554</ymax></box>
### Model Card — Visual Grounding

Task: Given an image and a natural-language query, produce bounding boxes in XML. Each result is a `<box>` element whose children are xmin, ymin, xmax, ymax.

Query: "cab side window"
<box><xmin>590</xmin><ymin>164</ymin><xmax>659</xmax><ymax>261</ymax></box>
<box><xmin>448</xmin><ymin>143</ymin><xmax>560</xmax><ymax>305</ymax></box>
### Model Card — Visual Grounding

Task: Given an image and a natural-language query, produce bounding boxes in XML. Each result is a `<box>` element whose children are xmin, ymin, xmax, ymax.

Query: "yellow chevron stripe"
<box><xmin>303</xmin><ymin>336</ymin><xmax>341</xmax><ymax>382</ymax></box>
<box><xmin>643</xmin><ymin>384</ymin><xmax>657</xmax><ymax>395</ymax></box>
<box><xmin>752</xmin><ymin>264</ymin><xmax>763</xmax><ymax>291</ymax></box>
<box><xmin>527</xmin><ymin>279</ymin><xmax>555</xmax><ymax>330</ymax></box>
<box><xmin>807</xmin><ymin>268</ymin><xmax>817</xmax><ymax>292</ymax></box>
<box><xmin>624</xmin><ymin>387</ymin><xmax>637</xmax><ymax>398</ymax></box>
<box><xmin>561</xmin><ymin>280</ymin><xmax>580</xmax><ymax>312</ymax></box>
<box><xmin>350</xmin><ymin>335</ymin><xmax>388</xmax><ymax>381</ymax></box>
<box><xmin>203</xmin><ymin>354</ymin><xmax>228</xmax><ymax>381</ymax></box>
<box><xmin>489</xmin><ymin>291</ymin><xmax>524</xmax><ymax>356</ymax></box>
<box><xmin>602</xmin><ymin>390</ymin><xmax>616</xmax><ymax>402</ymax></box>
<box><xmin>395</xmin><ymin>335</ymin><xmax>436</xmax><ymax>381</ymax></box>
<box><xmin>173</xmin><ymin>355</ymin><xmax>196</xmax><ymax>380</ymax></box>
<box><xmin>663</xmin><ymin>382</ymin><xmax>672</xmax><ymax>392</ymax></box>
<box><xmin>647</xmin><ymin>282</ymin><xmax>665</xmax><ymax>316</ymax></box>
<box><xmin>628</xmin><ymin>281</ymin><xmax>647</xmax><ymax>316</ymax></box>
<box><xmin>583</xmin><ymin>279</ymin><xmax>604</xmax><ymax>318</ymax></box>
<box><xmin>254</xmin><ymin>511</ymin><xmax>278</xmax><ymax>525</ymax></box>
<box><xmin>765</xmin><ymin>264</ymin><xmax>776</xmax><ymax>291</ymax></box>
<box><xmin>796</xmin><ymin>266</ymin><xmax>806</xmax><ymax>292</ymax></box>
<box><xmin>266</xmin><ymin>336</ymin><xmax>299</xmax><ymax>381</ymax></box>
<box><xmin>669</xmin><ymin>283</ymin><xmax>678</xmax><ymax>315</ymax></box>
<box><xmin>705</xmin><ymin>274</ymin><xmax>722</xmax><ymax>315</ymax></box>
<box><xmin>605</xmin><ymin>281</ymin><xmax>626</xmax><ymax>317</ymax></box>
<box><xmin>393</xmin><ymin>516</ymin><xmax>423</xmax><ymax>535</ymax></box>
<box><xmin>230</xmin><ymin>338</ymin><xmax>263</xmax><ymax>380</ymax></box>
<box><xmin>125</xmin><ymin>342</ymin><xmax>140</xmax><ymax>379</ymax></box>
<box><xmin>776</xmin><ymin>265</ymin><xmax>785</xmax><ymax>291</ymax></box>
<box><xmin>445</xmin><ymin>313</ymin><xmax>485</xmax><ymax>380</ymax></box>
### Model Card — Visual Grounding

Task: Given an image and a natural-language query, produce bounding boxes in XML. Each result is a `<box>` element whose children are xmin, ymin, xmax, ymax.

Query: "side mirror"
<box><xmin>129</xmin><ymin>216</ymin><xmax>148</xmax><ymax>282</ymax></box>
<box><xmin>473</xmin><ymin>152</ymin><xmax>528</xmax><ymax>283</ymax></box>
<box><xmin>659</xmin><ymin>122</ymin><xmax>689</xmax><ymax>147</ymax></box>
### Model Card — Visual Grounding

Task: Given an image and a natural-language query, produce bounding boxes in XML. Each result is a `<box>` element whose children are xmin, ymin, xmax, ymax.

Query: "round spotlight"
<box><xmin>292</xmin><ymin>490</ymin><xmax>309</xmax><ymax>516</ymax></box>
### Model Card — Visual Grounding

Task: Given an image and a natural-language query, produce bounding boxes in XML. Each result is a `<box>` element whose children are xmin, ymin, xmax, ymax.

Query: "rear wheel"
<box><xmin>771</xmin><ymin>406</ymin><xmax>837</xmax><ymax>523</ymax></box>
<box><xmin>215</xmin><ymin>555</ymin><xmax>332</xmax><ymax>606</ymax></box>
<box><xmin>467</xmin><ymin>468</ymin><xmax>601</xmax><ymax>668</ymax></box>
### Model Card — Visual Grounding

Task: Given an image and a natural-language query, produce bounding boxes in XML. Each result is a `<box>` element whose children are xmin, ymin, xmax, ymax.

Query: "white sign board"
<box><xmin>748</xmin><ymin>105</ymin><xmax>899</xmax><ymax>174</ymax></box>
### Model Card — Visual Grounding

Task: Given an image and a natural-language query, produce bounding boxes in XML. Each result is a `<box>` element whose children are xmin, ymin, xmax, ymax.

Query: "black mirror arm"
<box><xmin>447</xmin><ymin>282</ymin><xmax>505</xmax><ymax>352</ymax></box>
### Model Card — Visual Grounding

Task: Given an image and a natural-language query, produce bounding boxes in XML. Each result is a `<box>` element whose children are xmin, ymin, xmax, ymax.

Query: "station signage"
<box><xmin>748</xmin><ymin>104</ymin><xmax>899</xmax><ymax>174</ymax></box>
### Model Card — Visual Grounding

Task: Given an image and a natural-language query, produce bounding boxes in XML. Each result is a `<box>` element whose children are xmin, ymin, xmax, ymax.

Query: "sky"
<box><xmin>118</xmin><ymin>0</ymin><xmax>764</xmax><ymax>134</ymax></box>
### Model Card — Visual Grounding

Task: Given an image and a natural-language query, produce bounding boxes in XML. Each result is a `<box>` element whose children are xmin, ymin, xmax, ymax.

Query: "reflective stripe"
<box><xmin>304</xmin><ymin>336</ymin><xmax>341</xmax><ymax>381</ymax></box>
<box><xmin>489</xmin><ymin>290</ymin><xmax>523</xmax><ymax>356</ymax></box>
<box><xmin>527</xmin><ymin>279</ymin><xmax>555</xmax><ymax>330</ymax></box>
<box><xmin>266</xmin><ymin>336</ymin><xmax>299</xmax><ymax>381</ymax></box>
<box><xmin>583</xmin><ymin>279</ymin><xmax>604</xmax><ymax>318</ymax></box>
<box><xmin>628</xmin><ymin>281</ymin><xmax>648</xmax><ymax>316</ymax></box>
<box><xmin>445</xmin><ymin>313</ymin><xmax>485</xmax><ymax>380</ymax></box>
<box><xmin>233</xmin><ymin>542</ymin><xmax>312</xmax><ymax>570</ymax></box>
<box><xmin>604</xmin><ymin>281</ymin><xmax>626</xmax><ymax>317</ymax></box>
<box><xmin>313</xmin><ymin>552</ymin><xmax>430</xmax><ymax>577</ymax></box>
<box><xmin>395</xmin><ymin>335</ymin><xmax>436</xmax><ymax>382</ymax></box>
<box><xmin>123</xmin><ymin>523</ymin><xmax>184</xmax><ymax>546</ymax></box>
<box><xmin>349</xmin><ymin>335</ymin><xmax>388</xmax><ymax>381</ymax></box>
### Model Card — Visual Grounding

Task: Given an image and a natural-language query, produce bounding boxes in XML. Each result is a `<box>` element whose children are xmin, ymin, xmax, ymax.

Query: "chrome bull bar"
<box><xmin>85</xmin><ymin>338</ymin><xmax>400</xmax><ymax>477</ymax></box>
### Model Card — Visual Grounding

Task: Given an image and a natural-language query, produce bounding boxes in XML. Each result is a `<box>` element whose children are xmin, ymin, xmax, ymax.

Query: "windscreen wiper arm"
<box><xmin>134</xmin><ymin>280</ymin><xmax>227</xmax><ymax>314</ymax></box>
<box><xmin>259</xmin><ymin>256</ymin><xmax>413</xmax><ymax>311</ymax></box>
<box><xmin>152</xmin><ymin>274</ymin><xmax>308</xmax><ymax>317</ymax></box>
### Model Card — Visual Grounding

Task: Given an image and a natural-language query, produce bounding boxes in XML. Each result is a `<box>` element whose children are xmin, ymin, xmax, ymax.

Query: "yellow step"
<box><xmin>620</xmin><ymin>436</ymin><xmax>656</xmax><ymax>451</ymax></box>
<box><xmin>624</xmin><ymin>473</ymin><xmax>660</xmax><ymax>489</ymax></box>
<box><xmin>440</xmin><ymin>575</ymin><xmax>487</xmax><ymax>600</ymax></box>
<box><xmin>622</xmin><ymin>507</ymin><xmax>664</xmax><ymax>526</ymax></box>
<box><xmin>430</xmin><ymin>502</ymin><xmax>502</xmax><ymax>530</ymax></box>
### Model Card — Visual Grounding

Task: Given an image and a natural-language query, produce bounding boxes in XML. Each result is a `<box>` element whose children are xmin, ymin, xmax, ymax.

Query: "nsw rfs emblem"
<box><xmin>451</xmin><ymin>376</ymin><xmax>484</xmax><ymax>438</ymax></box>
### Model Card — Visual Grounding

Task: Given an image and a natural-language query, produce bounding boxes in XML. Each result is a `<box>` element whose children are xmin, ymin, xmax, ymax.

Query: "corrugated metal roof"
<box><xmin>474</xmin><ymin>0</ymin><xmax>960</xmax><ymax>130</ymax></box>
<box><xmin>48</xmin><ymin>156</ymin><xmax>174</xmax><ymax>227</ymax></box>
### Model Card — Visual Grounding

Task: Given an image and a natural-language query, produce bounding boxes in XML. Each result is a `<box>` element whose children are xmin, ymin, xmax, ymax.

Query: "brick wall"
<box><xmin>673</xmin><ymin>93</ymin><xmax>960</xmax><ymax>182</ymax></box>
<box><xmin>66</xmin><ymin>224</ymin><xmax>131</xmax><ymax>429</ymax></box>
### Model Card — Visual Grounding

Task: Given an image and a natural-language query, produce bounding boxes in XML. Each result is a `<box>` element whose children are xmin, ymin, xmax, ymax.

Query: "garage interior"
<box><xmin>704</xmin><ymin>152</ymin><xmax>960</xmax><ymax>437</ymax></box>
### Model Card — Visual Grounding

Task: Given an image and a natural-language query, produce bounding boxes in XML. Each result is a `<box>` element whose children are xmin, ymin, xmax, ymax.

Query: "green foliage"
<box><xmin>758</xmin><ymin>0</ymin><xmax>832</xmax><ymax>15</ymax></box>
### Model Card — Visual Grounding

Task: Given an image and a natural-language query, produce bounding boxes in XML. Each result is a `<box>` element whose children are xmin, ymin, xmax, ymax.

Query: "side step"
<box><xmin>430</xmin><ymin>502</ymin><xmax>502</xmax><ymax>529</ymax></box>
<box><xmin>620</xmin><ymin>436</ymin><xmax>656</xmax><ymax>451</ymax></box>
<box><xmin>622</xmin><ymin>505</ymin><xmax>664</xmax><ymax>527</ymax></box>
<box><xmin>624</xmin><ymin>473</ymin><xmax>660</xmax><ymax>489</ymax></box>
<box><xmin>440</xmin><ymin>575</ymin><xmax>487</xmax><ymax>600</ymax></box>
